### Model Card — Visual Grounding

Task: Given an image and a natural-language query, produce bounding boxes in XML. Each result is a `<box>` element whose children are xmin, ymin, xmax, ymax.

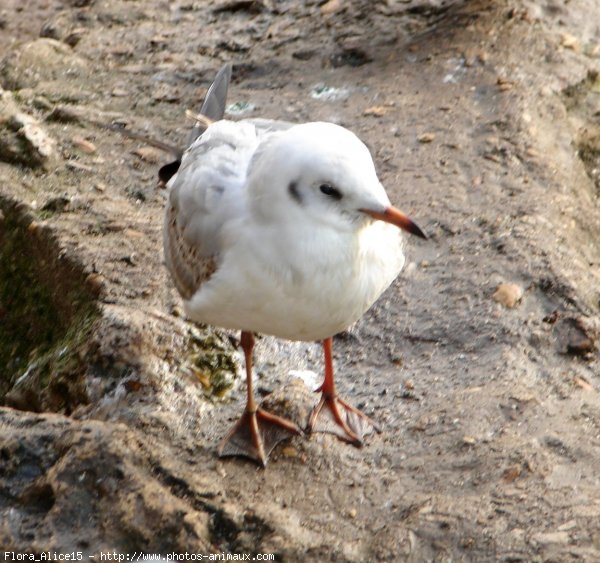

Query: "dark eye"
<box><xmin>319</xmin><ymin>184</ymin><xmax>342</xmax><ymax>200</ymax></box>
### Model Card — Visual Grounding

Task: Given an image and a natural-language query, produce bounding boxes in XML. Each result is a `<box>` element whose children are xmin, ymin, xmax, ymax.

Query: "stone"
<box><xmin>0</xmin><ymin>88</ymin><xmax>57</xmax><ymax>168</ymax></box>
<box><xmin>0</xmin><ymin>38</ymin><xmax>88</xmax><ymax>90</ymax></box>
<box><xmin>492</xmin><ymin>283</ymin><xmax>524</xmax><ymax>308</ymax></box>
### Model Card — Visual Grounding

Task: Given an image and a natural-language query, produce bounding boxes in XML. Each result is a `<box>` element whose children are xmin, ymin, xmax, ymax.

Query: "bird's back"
<box><xmin>163</xmin><ymin>119</ymin><xmax>260</xmax><ymax>300</ymax></box>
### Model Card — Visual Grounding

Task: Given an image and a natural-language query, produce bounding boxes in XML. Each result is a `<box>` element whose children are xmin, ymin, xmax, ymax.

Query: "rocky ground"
<box><xmin>1</xmin><ymin>0</ymin><xmax>600</xmax><ymax>560</ymax></box>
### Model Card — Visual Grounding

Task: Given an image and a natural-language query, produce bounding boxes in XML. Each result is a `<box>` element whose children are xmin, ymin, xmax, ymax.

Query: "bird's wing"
<box><xmin>159</xmin><ymin>63</ymin><xmax>233</xmax><ymax>185</ymax></box>
<box><xmin>164</xmin><ymin>120</ymin><xmax>261</xmax><ymax>300</ymax></box>
<box><xmin>187</xmin><ymin>63</ymin><xmax>232</xmax><ymax>146</ymax></box>
<box><xmin>162</xmin><ymin>63</ymin><xmax>295</xmax><ymax>301</ymax></box>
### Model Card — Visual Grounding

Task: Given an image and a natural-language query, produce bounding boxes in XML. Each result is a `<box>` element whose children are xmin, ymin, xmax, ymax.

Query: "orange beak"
<box><xmin>362</xmin><ymin>206</ymin><xmax>427</xmax><ymax>239</ymax></box>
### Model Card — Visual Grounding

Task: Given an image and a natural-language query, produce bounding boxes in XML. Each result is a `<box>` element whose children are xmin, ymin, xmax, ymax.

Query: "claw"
<box><xmin>308</xmin><ymin>394</ymin><xmax>381</xmax><ymax>445</ymax></box>
<box><xmin>308</xmin><ymin>337</ymin><xmax>381</xmax><ymax>445</ymax></box>
<box><xmin>218</xmin><ymin>407</ymin><xmax>303</xmax><ymax>467</ymax></box>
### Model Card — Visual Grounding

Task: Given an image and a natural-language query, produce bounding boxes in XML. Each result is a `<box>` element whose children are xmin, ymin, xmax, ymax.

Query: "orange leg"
<box><xmin>218</xmin><ymin>331</ymin><xmax>303</xmax><ymax>466</ymax></box>
<box><xmin>307</xmin><ymin>337</ymin><xmax>381</xmax><ymax>445</ymax></box>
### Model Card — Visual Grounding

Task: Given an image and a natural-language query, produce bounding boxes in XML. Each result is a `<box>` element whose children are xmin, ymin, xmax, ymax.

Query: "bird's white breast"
<box><xmin>184</xmin><ymin>217</ymin><xmax>405</xmax><ymax>341</ymax></box>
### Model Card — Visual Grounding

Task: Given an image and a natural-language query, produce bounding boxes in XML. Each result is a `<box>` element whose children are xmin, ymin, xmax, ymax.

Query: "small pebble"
<box><xmin>418</xmin><ymin>132</ymin><xmax>436</xmax><ymax>143</ymax></box>
<box><xmin>133</xmin><ymin>146</ymin><xmax>163</xmax><ymax>164</ymax></box>
<box><xmin>493</xmin><ymin>283</ymin><xmax>523</xmax><ymax>308</ymax></box>
<box><xmin>124</xmin><ymin>228</ymin><xmax>144</xmax><ymax>238</ymax></box>
<box><xmin>560</xmin><ymin>32</ymin><xmax>580</xmax><ymax>51</ymax></box>
<box><xmin>496</xmin><ymin>77</ymin><xmax>515</xmax><ymax>91</ymax></box>
<box><xmin>320</xmin><ymin>0</ymin><xmax>343</xmax><ymax>15</ymax></box>
<box><xmin>363</xmin><ymin>106</ymin><xmax>387</xmax><ymax>117</ymax></box>
<box><xmin>72</xmin><ymin>135</ymin><xmax>97</xmax><ymax>154</ymax></box>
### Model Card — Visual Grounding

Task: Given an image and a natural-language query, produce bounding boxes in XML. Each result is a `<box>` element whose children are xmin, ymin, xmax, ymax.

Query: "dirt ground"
<box><xmin>1</xmin><ymin>0</ymin><xmax>600</xmax><ymax>560</ymax></box>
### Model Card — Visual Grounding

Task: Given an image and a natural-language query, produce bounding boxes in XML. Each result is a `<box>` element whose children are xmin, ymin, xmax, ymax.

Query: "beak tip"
<box><xmin>410</xmin><ymin>222</ymin><xmax>428</xmax><ymax>240</ymax></box>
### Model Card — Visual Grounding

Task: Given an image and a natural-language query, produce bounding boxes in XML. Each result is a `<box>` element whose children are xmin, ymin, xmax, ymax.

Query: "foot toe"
<box><xmin>218</xmin><ymin>409</ymin><xmax>302</xmax><ymax>466</ymax></box>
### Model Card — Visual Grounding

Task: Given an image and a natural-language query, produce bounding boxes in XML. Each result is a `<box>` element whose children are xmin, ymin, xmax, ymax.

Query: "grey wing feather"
<box><xmin>187</xmin><ymin>63</ymin><xmax>232</xmax><ymax>147</ymax></box>
<box><xmin>159</xmin><ymin>64</ymin><xmax>232</xmax><ymax>185</ymax></box>
<box><xmin>164</xmin><ymin>120</ymin><xmax>259</xmax><ymax>301</ymax></box>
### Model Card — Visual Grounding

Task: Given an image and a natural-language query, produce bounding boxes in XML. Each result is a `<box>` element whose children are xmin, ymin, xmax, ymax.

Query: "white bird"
<box><xmin>162</xmin><ymin>64</ymin><xmax>426</xmax><ymax>466</ymax></box>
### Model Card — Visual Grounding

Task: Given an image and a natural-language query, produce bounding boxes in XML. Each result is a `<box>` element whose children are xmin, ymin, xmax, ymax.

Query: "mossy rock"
<box><xmin>187</xmin><ymin>328</ymin><xmax>239</xmax><ymax>399</ymax></box>
<box><xmin>0</xmin><ymin>197</ymin><xmax>99</xmax><ymax>413</ymax></box>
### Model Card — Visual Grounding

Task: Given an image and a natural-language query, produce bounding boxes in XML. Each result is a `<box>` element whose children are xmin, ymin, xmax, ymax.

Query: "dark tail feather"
<box><xmin>158</xmin><ymin>159</ymin><xmax>183</xmax><ymax>186</ymax></box>
<box><xmin>160</xmin><ymin>63</ymin><xmax>233</xmax><ymax>186</ymax></box>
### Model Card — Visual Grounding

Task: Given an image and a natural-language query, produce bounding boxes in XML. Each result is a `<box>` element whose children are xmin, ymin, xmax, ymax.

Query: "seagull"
<box><xmin>162</xmin><ymin>64</ymin><xmax>426</xmax><ymax>466</ymax></box>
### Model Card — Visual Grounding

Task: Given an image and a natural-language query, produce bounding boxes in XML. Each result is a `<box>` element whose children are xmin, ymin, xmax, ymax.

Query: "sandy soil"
<box><xmin>1</xmin><ymin>0</ymin><xmax>600</xmax><ymax>560</ymax></box>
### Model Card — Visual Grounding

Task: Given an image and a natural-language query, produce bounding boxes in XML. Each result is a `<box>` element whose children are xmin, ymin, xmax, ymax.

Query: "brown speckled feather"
<box><xmin>164</xmin><ymin>202</ymin><xmax>217</xmax><ymax>300</ymax></box>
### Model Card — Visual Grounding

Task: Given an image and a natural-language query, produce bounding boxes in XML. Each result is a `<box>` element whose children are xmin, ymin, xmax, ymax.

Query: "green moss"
<box><xmin>187</xmin><ymin>329</ymin><xmax>238</xmax><ymax>399</ymax></box>
<box><xmin>0</xmin><ymin>197</ymin><xmax>99</xmax><ymax>412</ymax></box>
<box><xmin>0</xmin><ymin>221</ymin><xmax>55</xmax><ymax>391</ymax></box>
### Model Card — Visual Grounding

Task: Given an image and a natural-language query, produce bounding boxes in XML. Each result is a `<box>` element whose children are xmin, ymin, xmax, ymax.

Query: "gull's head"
<box><xmin>247</xmin><ymin>122</ymin><xmax>426</xmax><ymax>238</ymax></box>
